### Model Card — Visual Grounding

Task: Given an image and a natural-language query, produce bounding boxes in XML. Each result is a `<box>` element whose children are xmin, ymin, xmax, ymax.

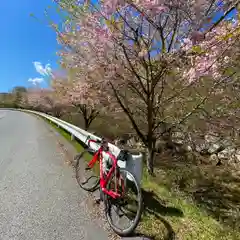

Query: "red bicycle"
<box><xmin>75</xmin><ymin>136</ymin><xmax>143</xmax><ymax>237</ymax></box>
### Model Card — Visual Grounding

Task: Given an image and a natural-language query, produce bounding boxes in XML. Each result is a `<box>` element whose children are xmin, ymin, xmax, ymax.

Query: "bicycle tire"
<box><xmin>103</xmin><ymin>168</ymin><xmax>143</xmax><ymax>237</ymax></box>
<box><xmin>75</xmin><ymin>150</ymin><xmax>100</xmax><ymax>192</ymax></box>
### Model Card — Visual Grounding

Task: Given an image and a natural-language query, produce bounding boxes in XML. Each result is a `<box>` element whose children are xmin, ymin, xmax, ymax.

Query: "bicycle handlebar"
<box><xmin>86</xmin><ymin>136</ymin><xmax>109</xmax><ymax>150</ymax></box>
<box><xmin>87</xmin><ymin>138</ymin><xmax>99</xmax><ymax>147</ymax></box>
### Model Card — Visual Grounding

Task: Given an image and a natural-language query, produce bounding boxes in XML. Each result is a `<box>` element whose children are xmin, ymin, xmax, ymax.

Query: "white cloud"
<box><xmin>28</xmin><ymin>77</ymin><xmax>44</xmax><ymax>85</ymax></box>
<box><xmin>33</xmin><ymin>61</ymin><xmax>52</xmax><ymax>76</ymax></box>
<box><xmin>28</xmin><ymin>61</ymin><xmax>52</xmax><ymax>86</ymax></box>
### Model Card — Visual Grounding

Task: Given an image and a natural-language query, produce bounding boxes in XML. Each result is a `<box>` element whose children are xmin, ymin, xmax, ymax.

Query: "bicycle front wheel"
<box><xmin>103</xmin><ymin>168</ymin><xmax>143</xmax><ymax>237</ymax></box>
<box><xmin>75</xmin><ymin>150</ymin><xmax>100</xmax><ymax>192</ymax></box>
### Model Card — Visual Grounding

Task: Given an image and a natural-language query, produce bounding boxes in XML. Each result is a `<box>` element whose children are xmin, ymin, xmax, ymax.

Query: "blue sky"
<box><xmin>0</xmin><ymin>1</ymin><xmax>237</xmax><ymax>93</ymax></box>
<box><xmin>0</xmin><ymin>0</ymin><xmax>61</xmax><ymax>92</ymax></box>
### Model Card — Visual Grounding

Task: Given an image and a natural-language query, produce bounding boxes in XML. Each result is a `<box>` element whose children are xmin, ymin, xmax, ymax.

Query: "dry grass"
<box><xmin>61</xmin><ymin>112</ymin><xmax>135</xmax><ymax>140</ymax></box>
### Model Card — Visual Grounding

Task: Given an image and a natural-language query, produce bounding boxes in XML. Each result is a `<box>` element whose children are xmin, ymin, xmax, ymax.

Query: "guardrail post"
<box><xmin>71</xmin><ymin>134</ymin><xmax>75</xmax><ymax>141</ymax></box>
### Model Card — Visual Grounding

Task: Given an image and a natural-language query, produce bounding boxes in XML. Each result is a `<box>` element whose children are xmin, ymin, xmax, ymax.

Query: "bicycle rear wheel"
<box><xmin>103</xmin><ymin>168</ymin><xmax>143</xmax><ymax>237</ymax></box>
<box><xmin>75</xmin><ymin>150</ymin><xmax>100</xmax><ymax>192</ymax></box>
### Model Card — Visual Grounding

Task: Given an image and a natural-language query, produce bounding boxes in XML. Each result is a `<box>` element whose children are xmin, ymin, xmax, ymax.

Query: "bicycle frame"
<box><xmin>87</xmin><ymin>139</ymin><xmax>124</xmax><ymax>199</ymax></box>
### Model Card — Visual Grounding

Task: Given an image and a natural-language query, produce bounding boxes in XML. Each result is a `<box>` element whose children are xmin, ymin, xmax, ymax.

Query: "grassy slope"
<box><xmin>39</xmin><ymin>115</ymin><xmax>239</xmax><ymax>240</ymax></box>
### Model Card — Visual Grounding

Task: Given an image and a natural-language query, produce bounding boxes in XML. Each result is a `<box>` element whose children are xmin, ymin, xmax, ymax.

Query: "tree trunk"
<box><xmin>77</xmin><ymin>104</ymin><xmax>99</xmax><ymax>131</ymax></box>
<box><xmin>146</xmin><ymin>145</ymin><xmax>155</xmax><ymax>175</ymax></box>
<box><xmin>83</xmin><ymin>112</ymin><xmax>99</xmax><ymax>131</ymax></box>
<box><xmin>83</xmin><ymin>117</ymin><xmax>91</xmax><ymax>131</ymax></box>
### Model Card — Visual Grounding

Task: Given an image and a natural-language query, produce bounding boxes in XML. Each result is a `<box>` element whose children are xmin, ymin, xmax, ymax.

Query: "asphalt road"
<box><xmin>0</xmin><ymin>110</ymin><xmax>110</xmax><ymax>240</ymax></box>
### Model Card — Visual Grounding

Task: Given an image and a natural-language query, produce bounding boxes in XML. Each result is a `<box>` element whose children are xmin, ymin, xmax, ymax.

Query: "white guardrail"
<box><xmin>15</xmin><ymin>109</ymin><xmax>143</xmax><ymax>184</ymax></box>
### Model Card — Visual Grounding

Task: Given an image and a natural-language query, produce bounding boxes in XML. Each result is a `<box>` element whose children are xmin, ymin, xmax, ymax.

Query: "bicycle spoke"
<box><xmin>75</xmin><ymin>150</ymin><xmax>100</xmax><ymax>192</ymax></box>
<box><xmin>103</xmin><ymin>168</ymin><xmax>143</xmax><ymax>237</ymax></box>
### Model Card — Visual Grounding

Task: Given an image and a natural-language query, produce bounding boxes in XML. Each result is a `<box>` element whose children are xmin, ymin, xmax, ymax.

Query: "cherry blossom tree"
<box><xmin>51</xmin><ymin>73</ymin><xmax>100</xmax><ymax>130</ymax></box>
<box><xmin>53</xmin><ymin>0</ymin><xmax>240</xmax><ymax>174</ymax></box>
<box><xmin>25</xmin><ymin>88</ymin><xmax>47</xmax><ymax>111</ymax></box>
<box><xmin>25</xmin><ymin>87</ymin><xmax>66</xmax><ymax>117</ymax></box>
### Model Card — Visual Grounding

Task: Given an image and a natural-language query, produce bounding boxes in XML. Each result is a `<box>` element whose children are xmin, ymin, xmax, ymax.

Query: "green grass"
<box><xmin>35</xmin><ymin>113</ymin><xmax>240</xmax><ymax>240</ymax></box>
<box><xmin>138</xmin><ymin>170</ymin><xmax>240</xmax><ymax>240</ymax></box>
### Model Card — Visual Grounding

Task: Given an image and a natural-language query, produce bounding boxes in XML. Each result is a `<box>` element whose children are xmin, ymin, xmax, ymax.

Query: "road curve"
<box><xmin>0</xmin><ymin>110</ymin><xmax>109</xmax><ymax>240</ymax></box>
